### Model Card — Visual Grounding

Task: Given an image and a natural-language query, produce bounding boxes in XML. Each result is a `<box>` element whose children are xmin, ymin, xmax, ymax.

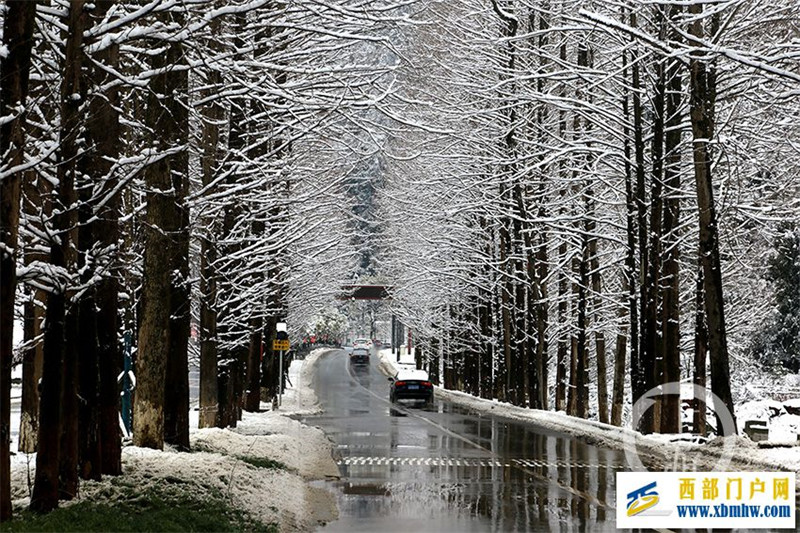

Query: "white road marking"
<box><xmin>334</xmin><ymin>351</ymin><xmax>617</xmax><ymax>510</ymax></box>
<box><xmin>337</xmin><ymin>456</ymin><xmax>622</xmax><ymax>470</ymax></box>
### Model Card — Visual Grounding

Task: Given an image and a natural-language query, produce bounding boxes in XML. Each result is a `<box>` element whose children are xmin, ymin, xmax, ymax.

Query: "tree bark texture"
<box><xmin>18</xmin><ymin>155</ymin><xmax>51</xmax><ymax>453</ymax></box>
<box><xmin>688</xmin><ymin>6</ymin><xmax>737</xmax><ymax>435</ymax></box>
<box><xmin>616</xmin><ymin>40</ymin><xmax>639</xmax><ymax>429</ymax></box>
<box><xmin>57</xmin><ymin>0</ymin><xmax>90</xmax><ymax>501</ymax></box>
<box><xmin>245</xmin><ymin>330</ymin><xmax>263</xmax><ymax>412</ymax></box>
<box><xmin>694</xmin><ymin>263</ymin><xmax>708</xmax><ymax>435</ymax></box>
<box><xmin>629</xmin><ymin>24</ymin><xmax>649</xmax><ymax>422</ymax></box>
<box><xmin>134</xmin><ymin>8</ymin><xmax>189</xmax><ymax>449</ymax></box>
<box><xmin>30</xmin><ymin>0</ymin><xmax>86</xmax><ymax>511</ymax></box>
<box><xmin>86</xmin><ymin>0</ymin><xmax>123</xmax><ymax>472</ymax></box>
<box><xmin>163</xmin><ymin>34</ymin><xmax>191</xmax><ymax>450</ymax></box>
<box><xmin>589</xmin><ymin>209</ymin><xmax>609</xmax><ymax>424</ymax></box>
<box><xmin>19</xmin><ymin>290</ymin><xmax>44</xmax><ymax>454</ymax></box>
<box><xmin>659</xmin><ymin>6</ymin><xmax>683</xmax><ymax>434</ymax></box>
<box><xmin>641</xmin><ymin>38</ymin><xmax>666</xmax><ymax>434</ymax></box>
<box><xmin>0</xmin><ymin>0</ymin><xmax>36</xmax><ymax>520</ymax></box>
<box><xmin>198</xmin><ymin>24</ymin><xmax>223</xmax><ymax>426</ymax></box>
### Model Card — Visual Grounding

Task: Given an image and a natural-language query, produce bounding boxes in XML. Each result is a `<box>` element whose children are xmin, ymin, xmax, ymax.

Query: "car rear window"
<box><xmin>395</xmin><ymin>369</ymin><xmax>429</xmax><ymax>381</ymax></box>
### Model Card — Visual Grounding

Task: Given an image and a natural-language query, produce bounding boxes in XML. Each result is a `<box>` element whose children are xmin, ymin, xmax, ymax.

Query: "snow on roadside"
<box><xmin>193</xmin><ymin>413</ymin><xmax>339</xmax><ymax>481</ymax></box>
<box><xmin>275</xmin><ymin>346</ymin><xmax>326</xmax><ymax>416</ymax></box>
<box><xmin>375</xmin><ymin>349</ymin><xmax>800</xmax><ymax>482</ymax></box>
<box><xmin>9</xmin><ymin>348</ymin><xmax>339</xmax><ymax>531</ymax></box>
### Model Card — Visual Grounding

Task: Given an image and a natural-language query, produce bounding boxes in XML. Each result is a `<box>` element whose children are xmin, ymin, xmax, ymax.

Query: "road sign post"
<box><xmin>275</xmin><ymin>322</ymin><xmax>289</xmax><ymax>408</ymax></box>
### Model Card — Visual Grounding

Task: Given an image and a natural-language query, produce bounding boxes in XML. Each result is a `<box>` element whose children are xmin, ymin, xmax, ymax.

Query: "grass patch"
<box><xmin>0</xmin><ymin>487</ymin><xmax>277</xmax><ymax>533</ymax></box>
<box><xmin>192</xmin><ymin>443</ymin><xmax>289</xmax><ymax>471</ymax></box>
<box><xmin>236</xmin><ymin>456</ymin><xmax>288</xmax><ymax>471</ymax></box>
<box><xmin>190</xmin><ymin>442</ymin><xmax>215</xmax><ymax>454</ymax></box>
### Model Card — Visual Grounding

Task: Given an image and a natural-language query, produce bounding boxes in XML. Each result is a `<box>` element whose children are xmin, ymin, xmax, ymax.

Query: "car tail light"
<box><xmin>395</xmin><ymin>381</ymin><xmax>406</xmax><ymax>387</ymax></box>
<box><xmin>422</xmin><ymin>381</ymin><xmax>432</xmax><ymax>387</ymax></box>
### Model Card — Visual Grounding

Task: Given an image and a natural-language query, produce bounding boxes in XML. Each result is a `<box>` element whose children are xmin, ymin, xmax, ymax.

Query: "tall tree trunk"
<box><xmin>19</xmin><ymin>168</ymin><xmax>50</xmax><ymax>454</ymax></box>
<box><xmin>134</xmin><ymin>7</ymin><xmax>188</xmax><ymax>449</ymax></box>
<box><xmin>199</xmin><ymin>237</ymin><xmax>219</xmax><ymax>427</ymax></box>
<box><xmin>688</xmin><ymin>6</ymin><xmax>737</xmax><ymax>435</ymax></box>
<box><xmin>555</xmin><ymin>241</ymin><xmax>568</xmax><ymax>412</ymax></box>
<box><xmin>497</xmin><ymin>221</ymin><xmax>512</xmax><ymax>403</ymax></box>
<box><xmin>569</xmin><ymin>42</ymin><xmax>591</xmax><ymax>419</ymax></box>
<box><xmin>76</xmin><ymin>1</ymin><xmax>114</xmax><ymax>478</ymax></box>
<box><xmin>694</xmin><ymin>263</ymin><xmax>708</xmax><ymax>435</ymax></box>
<box><xmin>31</xmin><ymin>0</ymin><xmax>87</xmax><ymax>510</ymax></box>
<box><xmin>0</xmin><ymin>0</ymin><xmax>37</xmax><ymax>519</ymax></box>
<box><xmin>77</xmin><ymin>217</ymin><xmax>101</xmax><ymax>483</ymax></box>
<box><xmin>611</xmin><ymin>279</ymin><xmax>629</xmax><ymax>427</ymax></box>
<box><xmin>133</xmin><ymin>83</ymin><xmax>172</xmax><ymax>447</ymax></box>
<box><xmin>88</xmin><ymin>0</ymin><xmax>123</xmax><ymax>473</ymax></box>
<box><xmin>589</xmin><ymin>211</ymin><xmax>609</xmax><ymax>424</ymax></box>
<box><xmin>660</xmin><ymin>6</ymin><xmax>683</xmax><ymax>434</ymax></box>
<box><xmin>57</xmin><ymin>0</ymin><xmax>90</xmax><ymax>501</ymax></box>
<box><xmin>17</xmin><ymin>0</ymin><xmax>55</xmax><ymax>457</ymax></box>
<box><xmin>490</xmin><ymin>0</ymin><xmax>520</xmax><ymax>406</ymax></box>
<box><xmin>532</xmin><ymin>0</ymin><xmax>551</xmax><ymax>414</ymax></box>
<box><xmin>465</xmin><ymin>302</ymin><xmax>480</xmax><ymax>396</ymax></box>
<box><xmin>567</xmin><ymin>251</ymin><xmax>580</xmax><ymax>418</ymax></box>
<box><xmin>245</xmin><ymin>329</ymin><xmax>263</xmax><ymax>411</ymax></box>
<box><xmin>198</xmin><ymin>18</ymin><xmax>224</xmax><ymax>426</ymax></box>
<box><xmin>642</xmin><ymin>29</ymin><xmax>666</xmax><ymax>434</ymax></box>
<box><xmin>163</xmin><ymin>37</ymin><xmax>191</xmax><ymax>449</ymax></box>
<box><xmin>535</xmin><ymin>234</ymin><xmax>549</xmax><ymax>410</ymax></box>
<box><xmin>575</xmin><ymin>241</ymin><xmax>589</xmax><ymax>419</ymax></box>
<box><xmin>616</xmin><ymin>28</ymin><xmax>639</xmax><ymax>428</ymax></box>
<box><xmin>19</xmin><ymin>288</ymin><xmax>45</xmax><ymax>454</ymax></box>
<box><xmin>478</xmin><ymin>249</ymin><xmax>494</xmax><ymax>400</ymax></box>
<box><xmin>260</xmin><ymin>315</ymin><xmax>278</xmax><ymax>409</ymax></box>
<box><xmin>514</xmin><ymin>259</ymin><xmax>527</xmax><ymax>406</ymax></box>
<box><xmin>31</xmin><ymin>296</ymin><xmax>65</xmax><ymax>513</ymax></box>
<box><xmin>629</xmin><ymin>14</ymin><xmax>649</xmax><ymax>424</ymax></box>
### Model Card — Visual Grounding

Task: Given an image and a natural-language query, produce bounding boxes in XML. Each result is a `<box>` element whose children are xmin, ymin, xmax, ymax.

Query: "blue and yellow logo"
<box><xmin>627</xmin><ymin>481</ymin><xmax>659</xmax><ymax>516</ymax></box>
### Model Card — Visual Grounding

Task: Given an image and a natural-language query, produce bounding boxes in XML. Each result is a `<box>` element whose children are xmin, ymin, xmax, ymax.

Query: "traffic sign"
<box><xmin>273</xmin><ymin>339</ymin><xmax>290</xmax><ymax>351</ymax></box>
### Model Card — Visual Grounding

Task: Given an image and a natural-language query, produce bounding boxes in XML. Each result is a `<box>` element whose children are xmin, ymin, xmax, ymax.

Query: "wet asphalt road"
<box><xmin>303</xmin><ymin>349</ymin><xmax>627</xmax><ymax>532</ymax></box>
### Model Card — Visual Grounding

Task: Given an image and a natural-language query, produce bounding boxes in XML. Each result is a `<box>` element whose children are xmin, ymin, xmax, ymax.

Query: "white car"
<box><xmin>352</xmin><ymin>338</ymin><xmax>371</xmax><ymax>350</ymax></box>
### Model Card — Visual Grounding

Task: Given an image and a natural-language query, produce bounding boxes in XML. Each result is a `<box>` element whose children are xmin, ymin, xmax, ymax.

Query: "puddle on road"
<box><xmin>311</xmin><ymin>409</ymin><xmax>621</xmax><ymax>531</ymax></box>
<box><xmin>308</xmin><ymin>351</ymin><xmax>621</xmax><ymax>531</ymax></box>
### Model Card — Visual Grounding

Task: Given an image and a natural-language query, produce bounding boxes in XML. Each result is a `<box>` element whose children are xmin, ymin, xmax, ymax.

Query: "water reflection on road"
<box><xmin>304</xmin><ymin>350</ymin><xmax>625</xmax><ymax>532</ymax></box>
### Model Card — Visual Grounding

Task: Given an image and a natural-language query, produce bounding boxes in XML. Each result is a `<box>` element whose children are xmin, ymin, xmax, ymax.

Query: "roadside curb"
<box><xmin>374</xmin><ymin>348</ymin><xmax>793</xmax><ymax>478</ymax></box>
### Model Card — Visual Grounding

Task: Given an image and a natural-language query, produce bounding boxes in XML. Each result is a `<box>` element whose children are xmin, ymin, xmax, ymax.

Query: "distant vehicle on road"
<box><xmin>352</xmin><ymin>338</ymin><xmax>371</xmax><ymax>350</ymax></box>
<box><xmin>350</xmin><ymin>347</ymin><xmax>370</xmax><ymax>366</ymax></box>
<box><xmin>389</xmin><ymin>368</ymin><xmax>433</xmax><ymax>406</ymax></box>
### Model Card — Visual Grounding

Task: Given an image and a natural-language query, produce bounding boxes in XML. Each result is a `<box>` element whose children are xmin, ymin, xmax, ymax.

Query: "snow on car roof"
<box><xmin>395</xmin><ymin>368</ymin><xmax>429</xmax><ymax>381</ymax></box>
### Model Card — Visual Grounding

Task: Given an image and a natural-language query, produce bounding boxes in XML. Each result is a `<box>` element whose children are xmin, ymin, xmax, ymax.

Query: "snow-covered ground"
<box><xmin>8</xmin><ymin>348</ymin><xmax>339</xmax><ymax>531</ymax></box>
<box><xmin>377</xmin><ymin>349</ymin><xmax>800</xmax><ymax>484</ymax></box>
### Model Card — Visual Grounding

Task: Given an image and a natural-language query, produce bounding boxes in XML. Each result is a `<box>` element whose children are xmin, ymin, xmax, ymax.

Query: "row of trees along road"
<box><xmin>0</xmin><ymin>0</ymin><xmax>405</xmax><ymax>520</ymax></box>
<box><xmin>2</xmin><ymin>0</ymin><xmax>800</xmax><ymax>523</ymax></box>
<box><xmin>379</xmin><ymin>0</ymin><xmax>800</xmax><ymax>437</ymax></box>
